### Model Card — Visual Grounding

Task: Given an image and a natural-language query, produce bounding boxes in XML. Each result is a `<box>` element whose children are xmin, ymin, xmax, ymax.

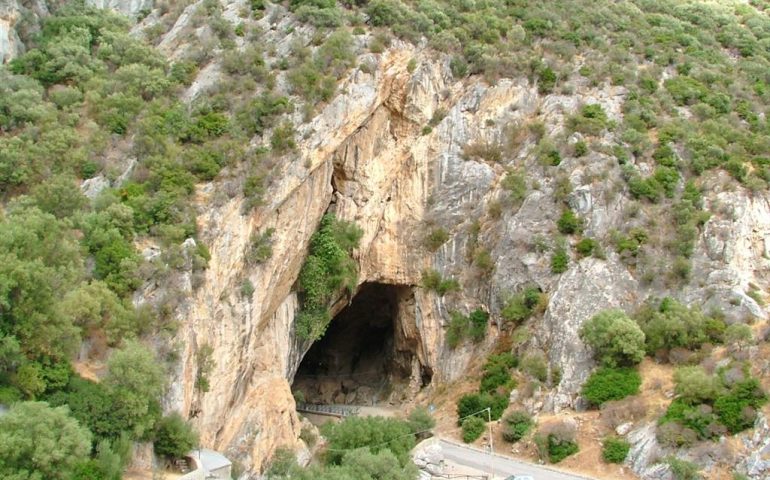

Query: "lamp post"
<box><xmin>487</xmin><ymin>407</ymin><xmax>495</xmax><ymax>480</ymax></box>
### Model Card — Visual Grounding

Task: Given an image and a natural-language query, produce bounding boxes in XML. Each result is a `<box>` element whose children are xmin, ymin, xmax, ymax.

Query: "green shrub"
<box><xmin>502</xmin><ymin>411</ymin><xmax>534</xmax><ymax>443</ymax></box>
<box><xmin>574</xmin><ymin>140</ymin><xmax>588</xmax><ymax>157</ymax></box>
<box><xmin>424</xmin><ymin>228</ymin><xmax>449</xmax><ymax>251</ymax></box>
<box><xmin>673</xmin><ymin>366</ymin><xmax>719</xmax><ymax>405</ymax></box>
<box><xmin>602</xmin><ymin>437</ymin><xmax>630</xmax><ymax>463</ymax></box>
<box><xmin>575</xmin><ymin>237</ymin><xmax>599</xmax><ymax>257</ymax></box>
<box><xmin>582</xmin><ymin>367</ymin><xmax>641</xmax><ymax>406</ymax></box>
<box><xmin>247</xmin><ymin>228</ymin><xmax>275</xmax><ymax>264</ymax></box>
<box><xmin>551</xmin><ymin>246</ymin><xmax>569</xmax><ymax>274</ymax></box>
<box><xmin>480</xmin><ymin>353</ymin><xmax>517</xmax><ymax>394</ymax></box>
<box><xmin>447</xmin><ymin>310</ymin><xmax>488</xmax><ymax>348</ymax></box>
<box><xmin>546</xmin><ymin>434</ymin><xmax>578</xmax><ymax>463</ymax></box>
<box><xmin>297</xmin><ymin>214</ymin><xmax>363</xmax><ymax>340</ymax></box>
<box><xmin>579</xmin><ymin>309</ymin><xmax>645</xmax><ymax>367</ymax></box>
<box><xmin>461</xmin><ymin>416</ymin><xmax>486</xmax><ymax>443</ymax></box>
<box><xmin>321</xmin><ymin>416</ymin><xmax>415</xmax><ymax>466</ymax></box>
<box><xmin>568</xmin><ymin>104</ymin><xmax>611</xmax><ymax>135</ymax></box>
<box><xmin>502</xmin><ymin>169</ymin><xmax>527</xmax><ymax>203</ymax></box>
<box><xmin>714</xmin><ymin>378</ymin><xmax>767</xmax><ymax>433</ymax></box>
<box><xmin>634</xmin><ymin>298</ymin><xmax>725</xmax><ymax>356</ymax></box>
<box><xmin>456</xmin><ymin>392</ymin><xmax>508</xmax><ymax>423</ymax></box>
<box><xmin>666</xmin><ymin>456</ymin><xmax>702</xmax><ymax>480</ymax></box>
<box><xmin>557</xmin><ymin>209</ymin><xmax>582</xmax><ymax>235</ymax></box>
<box><xmin>501</xmin><ymin>286</ymin><xmax>545</xmax><ymax>324</ymax></box>
<box><xmin>153</xmin><ymin>413</ymin><xmax>198</xmax><ymax>459</ymax></box>
<box><xmin>407</xmin><ymin>407</ymin><xmax>435</xmax><ymax>436</ymax></box>
<box><xmin>421</xmin><ymin>269</ymin><xmax>460</xmax><ymax>296</ymax></box>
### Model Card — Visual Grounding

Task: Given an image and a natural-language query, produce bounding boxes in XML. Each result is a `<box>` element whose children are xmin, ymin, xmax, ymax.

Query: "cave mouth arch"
<box><xmin>292</xmin><ymin>282</ymin><xmax>428</xmax><ymax>405</ymax></box>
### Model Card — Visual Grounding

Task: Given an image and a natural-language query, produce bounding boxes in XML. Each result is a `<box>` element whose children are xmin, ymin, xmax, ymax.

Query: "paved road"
<box><xmin>438</xmin><ymin>439</ymin><xmax>596</xmax><ymax>480</ymax></box>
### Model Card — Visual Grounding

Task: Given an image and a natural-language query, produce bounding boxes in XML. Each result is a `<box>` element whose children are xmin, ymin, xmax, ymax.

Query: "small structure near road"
<box><xmin>178</xmin><ymin>448</ymin><xmax>233</xmax><ymax>480</ymax></box>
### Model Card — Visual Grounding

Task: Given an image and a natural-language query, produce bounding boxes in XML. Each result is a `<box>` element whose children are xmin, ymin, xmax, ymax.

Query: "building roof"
<box><xmin>194</xmin><ymin>448</ymin><xmax>232</xmax><ymax>472</ymax></box>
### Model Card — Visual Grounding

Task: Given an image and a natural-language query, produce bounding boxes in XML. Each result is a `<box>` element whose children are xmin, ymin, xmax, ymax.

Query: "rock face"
<box><xmin>85</xmin><ymin>0</ymin><xmax>152</xmax><ymax>16</ymax></box>
<box><xmin>0</xmin><ymin>0</ymin><xmax>22</xmax><ymax>63</ymax></box>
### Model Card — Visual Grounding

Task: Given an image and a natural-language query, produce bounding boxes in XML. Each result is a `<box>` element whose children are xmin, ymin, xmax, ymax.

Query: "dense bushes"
<box><xmin>582</xmin><ymin>367</ymin><xmax>641</xmax><ymax>406</ymax></box>
<box><xmin>660</xmin><ymin>368</ymin><xmax>766</xmax><ymax>445</ymax></box>
<box><xmin>297</xmin><ymin>214</ymin><xmax>363</xmax><ymax>340</ymax></box>
<box><xmin>153</xmin><ymin>413</ymin><xmax>198</xmax><ymax>459</ymax></box>
<box><xmin>633</xmin><ymin>298</ymin><xmax>725</xmax><ymax>357</ymax></box>
<box><xmin>602</xmin><ymin>437</ymin><xmax>630</xmax><ymax>463</ymax></box>
<box><xmin>457</xmin><ymin>392</ymin><xmax>508</xmax><ymax>423</ymax></box>
<box><xmin>462</xmin><ymin>416</ymin><xmax>486</xmax><ymax>443</ymax></box>
<box><xmin>580</xmin><ymin>310</ymin><xmax>646</xmax><ymax>367</ymax></box>
<box><xmin>321</xmin><ymin>416</ymin><xmax>416</xmax><ymax>466</ymax></box>
<box><xmin>502</xmin><ymin>411</ymin><xmax>534</xmax><ymax>443</ymax></box>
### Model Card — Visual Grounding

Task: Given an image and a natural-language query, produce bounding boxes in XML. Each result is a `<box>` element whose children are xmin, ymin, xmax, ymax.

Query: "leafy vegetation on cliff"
<box><xmin>297</xmin><ymin>213</ymin><xmax>363</xmax><ymax>340</ymax></box>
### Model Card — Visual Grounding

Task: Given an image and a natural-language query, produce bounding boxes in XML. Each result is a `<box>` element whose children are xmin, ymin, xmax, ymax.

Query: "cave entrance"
<box><xmin>293</xmin><ymin>282</ymin><xmax>419</xmax><ymax>406</ymax></box>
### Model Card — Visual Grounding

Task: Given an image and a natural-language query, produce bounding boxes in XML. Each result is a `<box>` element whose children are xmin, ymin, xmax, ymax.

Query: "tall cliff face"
<box><xmin>126</xmin><ymin>23</ymin><xmax>770</xmax><ymax>475</ymax></box>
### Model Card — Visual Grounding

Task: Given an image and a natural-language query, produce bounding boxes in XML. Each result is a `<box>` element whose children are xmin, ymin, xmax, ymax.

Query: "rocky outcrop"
<box><xmin>86</xmin><ymin>0</ymin><xmax>152</xmax><ymax>16</ymax></box>
<box><xmin>0</xmin><ymin>0</ymin><xmax>23</xmax><ymax>63</ymax></box>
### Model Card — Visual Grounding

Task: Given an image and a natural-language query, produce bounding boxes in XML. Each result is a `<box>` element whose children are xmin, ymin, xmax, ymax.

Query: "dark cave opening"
<box><xmin>293</xmin><ymin>282</ymin><xmax>418</xmax><ymax>405</ymax></box>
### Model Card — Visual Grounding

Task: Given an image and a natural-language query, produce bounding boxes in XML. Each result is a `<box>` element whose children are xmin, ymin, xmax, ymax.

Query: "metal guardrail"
<box><xmin>296</xmin><ymin>403</ymin><xmax>360</xmax><ymax>417</ymax></box>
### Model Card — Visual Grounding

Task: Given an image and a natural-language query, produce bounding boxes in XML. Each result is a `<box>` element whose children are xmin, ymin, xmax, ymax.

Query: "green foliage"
<box><xmin>0</xmin><ymin>401</ymin><xmax>92</xmax><ymax>480</ymax></box>
<box><xmin>502</xmin><ymin>410</ymin><xmax>534</xmax><ymax>443</ymax></box>
<box><xmin>247</xmin><ymin>228</ymin><xmax>275</xmax><ymax>265</ymax></box>
<box><xmin>546</xmin><ymin>434</ymin><xmax>579</xmax><ymax>463</ymax></box>
<box><xmin>579</xmin><ymin>309</ymin><xmax>645</xmax><ymax>367</ymax></box>
<box><xmin>673</xmin><ymin>366</ymin><xmax>719</xmax><ymax>405</ymax></box>
<box><xmin>153</xmin><ymin>413</ymin><xmax>198</xmax><ymax>459</ymax></box>
<box><xmin>633</xmin><ymin>298</ymin><xmax>726</xmax><ymax>356</ymax></box>
<box><xmin>568</xmin><ymin>104</ymin><xmax>611</xmax><ymax>136</ymax></box>
<box><xmin>421</xmin><ymin>269</ymin><xmax>460</xmax><ymax>296</ymax></box>
<box><xmin>551</xmin><ymin>244</ymin><xmax>569</xmax><ymax>274</ymax></box>
<box><xmin>446</xmin><ymin>309</ymin><xmax>488</xmax><ymax>348</ymax></box>
<box><xmin>501</xmin><ymin>168</ymin><xmax>527</xmax><ymax>203</ymax></box>
<box><xmin>103</xmin><ymin>341</ymin><xmax>164</xmax><ymax>439</ymax></box>
<box><xmin>321</xmin><ymin>416</ymin><xmax>415</xmax><ymax>467</ymax></box>
<box><xmin>582</xmin><ymin>367</ymin><xmax>641</xmax><ymax>406</ymax></box>
<box><xmin>424</xmin><ymin>227</ymin><xmax>449</xmax><ymax>251</ymax></box>
<box><xmin>501</xmin><ymin>286</ymin><xmax>545</xmax><ymax>324</ymax></box>
<box><xmin>479</xmin><ymin>352</ymin><xmax>517</xmax><ymax>394</ymax></box>
<box><xmin>602</xmin><ymin>437</ymin><xmax>630</xmax><ymax>463</ymax></box>
<box><xmin>714</xmin><ymin>378</ymin><xmax>767</xmax><ymax>434</ymax></box>
<box><xmin>575</xmin><ymin>237</ymin><xmax>599</xmax><ymax>258</ymax></box>
<box><xmin>297</xmin><ymin>214</ymin><xmax>362</xmax><ymax>340</ymax></box>
<box><xmin>407</xmin><ymin>406</ymin><xmax>435</xmax><ymax>436</ymax></box>
<box><xmin>461</xmin><ymin>416</ymin><xmax>486</xmax><ymax>443</ymax></box>
<box><xmin>666</xmin><ymin>456</ymin><xmax>702</xmax><ymax>480</ymax></box>
<box><xmin>557</xmin><ymin>209</ymin><xmax>583</xmax><ymax>235</ymax></box>
<box><xmin>456</xmin><ymin>392</ymin><xmax>508</xmax><ymax>423</ymax></box>
<box><xmin>520</xmin><ymin>351</ymin><xmax>548</xmax><ymax>382</ymax></box>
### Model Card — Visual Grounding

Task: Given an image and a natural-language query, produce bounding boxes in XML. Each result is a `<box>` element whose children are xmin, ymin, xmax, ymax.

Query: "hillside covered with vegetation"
<box><xmin>0</xmin><ymin>0</ymin><xmax>769</xmax><ymax>478</ymax></box>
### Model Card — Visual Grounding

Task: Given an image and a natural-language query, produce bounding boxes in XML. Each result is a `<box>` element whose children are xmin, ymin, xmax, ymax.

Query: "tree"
<box><xmin>0</xmin><ymin>401</ymin><xmax>92</xmax><ymax>480</ymax></box>
<box><xmin>321</xmin><ymin>416</ymin><xmax>415</xmax><ymax>466</ymax></box>
<box><xmin>153</xmin><ymin>413</ymin><xmax>198</xmax><ymax>459</ymax></box>
<box><xmin>104</xmin><ymin>341</ymin><xmax>164</xmax><ymax>438</ymax></box>
<box><xmin>579</xmin><ymin>310</ymin><xmax>645</xmax><ymax>367</ymax></box>
<box><xmin>461</xmin><ymin>416</ymin><xmax>486</xmax><ymax>443</ymax></box>
<box><xmin>673</xmin><ymin>366</ymin><xmax>719</xmax><ymax>405</ymax></box>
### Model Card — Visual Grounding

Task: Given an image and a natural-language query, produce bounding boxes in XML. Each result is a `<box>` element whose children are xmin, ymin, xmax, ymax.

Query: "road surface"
<box><xmin>438</xmin><ymin>439</ymin><xmax>596</xmax><ymax>480</ymax></box>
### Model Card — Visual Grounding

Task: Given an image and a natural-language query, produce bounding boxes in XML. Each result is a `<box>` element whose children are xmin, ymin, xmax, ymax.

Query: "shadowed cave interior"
<box><xmin>292</xmin><ymin>282</ymin><xmax>421</xmax><ymax>405</ymax></box>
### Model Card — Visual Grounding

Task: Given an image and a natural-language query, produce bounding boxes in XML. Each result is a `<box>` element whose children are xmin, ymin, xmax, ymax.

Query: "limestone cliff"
<box><xmin>136</xmin><ymin>12</ymin><xmax>770</xmax><ymax>475</ymax></box>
